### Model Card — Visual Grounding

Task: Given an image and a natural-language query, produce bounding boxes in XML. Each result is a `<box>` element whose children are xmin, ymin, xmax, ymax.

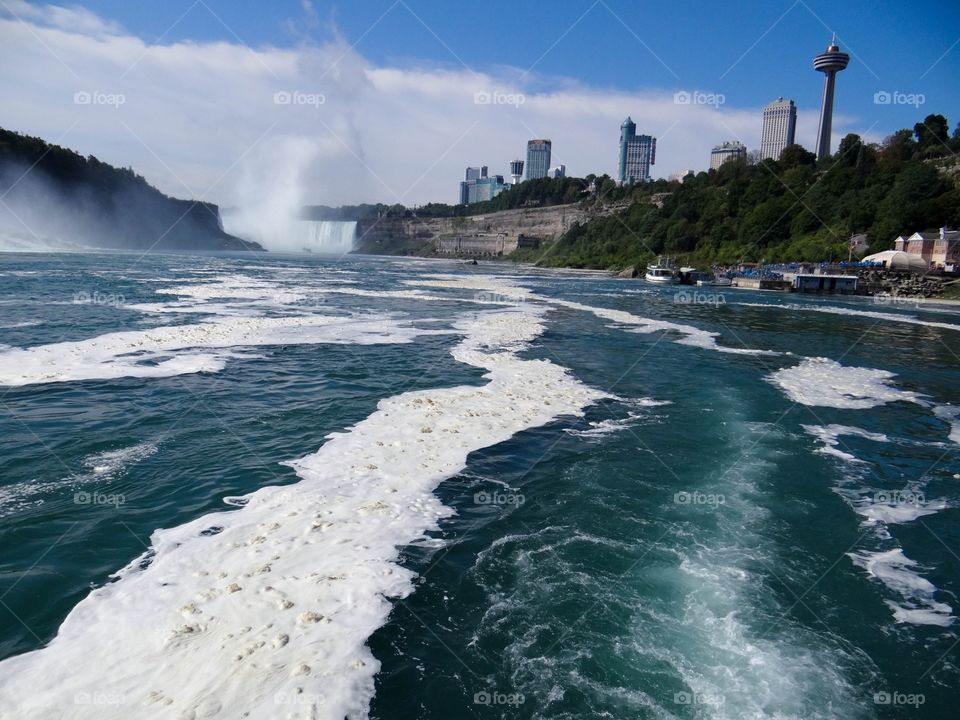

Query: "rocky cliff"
<box><xmin>354</xmin><ymin>204</ymin><xmax>590</xmax><ymax>256</ymax></box>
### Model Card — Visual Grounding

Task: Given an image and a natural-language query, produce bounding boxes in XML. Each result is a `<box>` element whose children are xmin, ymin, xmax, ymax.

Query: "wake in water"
<box><xmin>801</xmin><ymin>423</ymin><xmax>954</xmax><ymax>627</ymax></box>
<box><xmin>0</xmin><ymin>294</ymin><xmax>605</xmax><ymax>717</ymax></box>
<box><xmin>2</xmin><ymin>261</ymin><xmax>958</xmax><ymax>717</ymax></box>
<box><xmin>0</xmin><ymin>442</ymin><xmax>157</xmax><ymax>518</ymax></box>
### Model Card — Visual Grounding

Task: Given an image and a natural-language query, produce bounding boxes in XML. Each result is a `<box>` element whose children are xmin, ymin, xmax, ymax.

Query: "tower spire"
<box><xmin>813</xmin><ymin>39</ymin><xmax>850</xmax><ymax>160</ymax></box>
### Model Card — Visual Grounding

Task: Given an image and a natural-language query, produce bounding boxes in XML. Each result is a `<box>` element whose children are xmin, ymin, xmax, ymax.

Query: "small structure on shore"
<box><xmin>862</xmin><ymin>250</ymin><xmax>928</xmax><ymax>273</ymax></box>
<box><xmin>792</xmin><ymin>273</ymin><xmax>858</xmax><ymax>294</ymax></box>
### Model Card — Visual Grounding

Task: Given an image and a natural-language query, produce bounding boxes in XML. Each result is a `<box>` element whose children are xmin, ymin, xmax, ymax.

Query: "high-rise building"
<box><xmin>460</xmin><ymin>166</ymin><xmax>490</xmax><ymax>204</ymax></box>
<box><xmin>509</xmin><ymin>159</ymin><xmax>524</xmax><ymax>186</ymax></box>
<box><xmin>547</xmin><ymin>165</ymin><xmax>566</xmax><ymax>178</ymax></box>
<box><xmin>459</xmin><ymin>165</ymin><xmax>506</xmax><ymax>204</ymax></box>
<box><xmin>710</xmin><ymin>141</ymin><xmax>747</xmax><ymax>170</ymax></box>
<box><xmin>525</xmin><ymin>140</ymin><xmax>552</xmax><ymax>180</ymax></box>
<box><xmin>474</xmin><ymin>175</ymin><xmax>507</xmax><ymax>203</ymax></box>
<box><xmin>761</xmin><ymin>97</ymin><xmax>797</xmax><ymax>160</ymax></box>
<box><xmin>813</xmin><ymin>38</ymin><xmax>850</xmax><ymax>161</ymax></box>
<box><xmin>618</xmin><ymin>117</ymin><xmax>656</xmax><ymax>184</ymax></box>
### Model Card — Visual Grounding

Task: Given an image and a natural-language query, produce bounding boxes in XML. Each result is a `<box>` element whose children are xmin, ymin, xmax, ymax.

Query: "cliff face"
<box><xmin>354</xmin><ymin>204</ymin><xmax>590</xmax><ymax>256</ymax></box>
<box><xmin>0</xmin><ymin>127</ymin><xmax>261</xmax><ymax>252</ymax></box>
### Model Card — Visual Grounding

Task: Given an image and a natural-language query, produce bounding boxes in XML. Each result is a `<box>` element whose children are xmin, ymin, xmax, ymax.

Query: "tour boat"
<box><xmin>645</xmin><ymin>257</ymin><xmax>680</xmax><ymax>284</ymax></box>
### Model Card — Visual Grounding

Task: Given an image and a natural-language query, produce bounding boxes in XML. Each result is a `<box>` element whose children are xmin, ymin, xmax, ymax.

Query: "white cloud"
<box><xmin>0</xmin><ymin>2</ymin><xmax>872</xmax><ymax>211</ymax></box>
<box><xmin>3</xmin><ymin>0</ymin><xmax>122</xmax><ymax>36</ymax></box>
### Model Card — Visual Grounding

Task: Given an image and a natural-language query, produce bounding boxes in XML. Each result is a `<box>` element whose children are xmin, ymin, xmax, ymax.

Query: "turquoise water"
<box><xmin>0</xmin><ymin>252</ymin><xmax>958</xmax><ymax>718</ymax></box>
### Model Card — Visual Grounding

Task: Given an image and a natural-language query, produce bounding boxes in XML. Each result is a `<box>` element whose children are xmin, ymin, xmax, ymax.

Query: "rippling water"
<box><xmin>0</xmin><ymin>251</ymin><xmax>958</xmax><ymax>719</ymax></box>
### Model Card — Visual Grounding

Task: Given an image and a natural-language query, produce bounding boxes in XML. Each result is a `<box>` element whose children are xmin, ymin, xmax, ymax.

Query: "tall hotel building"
<box><xmin>525</xmin><ymin>140</ymin><xmax>552</xmax><ymax>180</ymax></box>
<box><xmin>618</xmin><ymin>117</ymin><xmax>656</xmax><ymax>184</ymax></box>
<box><xmin>760</xmin><ymin>97</ymin><xmax>797</xmax><ymax>160</ymax></box>
<box><xmin>710</xmin><ymin>141</ymin><xmax>747</xmax><ymax>170</ymax></box>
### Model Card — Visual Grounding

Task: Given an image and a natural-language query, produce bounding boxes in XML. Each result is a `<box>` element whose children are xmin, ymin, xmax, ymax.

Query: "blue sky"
<box><xmin>72</xmin><ymin>0</ymin><xmax>960</xmax><ymax>136</ymax></box>
<box><xmin>2</xmin><ymin>1</ymin><xmax>957</xmax><ymax>207</ymax></box>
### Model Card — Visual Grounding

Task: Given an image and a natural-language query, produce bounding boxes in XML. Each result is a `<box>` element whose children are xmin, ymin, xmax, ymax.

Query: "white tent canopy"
<box><xmin>862</xmin><ymin>250</ymin><xmax>928</xmax><ymax>272</ymax></box>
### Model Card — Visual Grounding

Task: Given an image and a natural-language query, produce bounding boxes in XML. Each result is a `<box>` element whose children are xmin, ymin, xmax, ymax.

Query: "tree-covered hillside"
<box><xmin>530</xmin><ymin>114</ymin><xmax>960</xmax><ymax>269</ymax></box>
<box><xmin>0</xmin><ymin>127</ymin><xmax>258</xmax><ymax>252</ymax></box>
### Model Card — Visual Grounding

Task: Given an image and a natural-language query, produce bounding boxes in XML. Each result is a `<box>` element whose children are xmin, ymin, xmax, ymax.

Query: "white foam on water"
<box><xmin>124</xmin><ymin>300</ymin><xmax>254</xmax><ymax>317</ymax></box>
<box><xmin>0</xmin><ymin>306</ymin><xmax>605</xmax><ymax>719</ymax></box>
<box><xmin>933</xmin><ymin>405</ymin><xmax>960</xmax><ymax>445</ymax></box>
<box><xmin>154</xmin><ymin>274</ymin><xmax>288</xmax><ymax>303</ymax></box>
<box><xmin>84</xmin><ymin>443</ymin><xmax>159</xmax><ymax>477</ymax></box>
<box><xmin>801</xmin><ymin>423</ymin><xmax>889</xmax><ymax>463</ymax></box>
<box><xmin>0</xmin><ymin>442</ymin><xmax>158</xmax><ymax>518</ymax></box>
<box><xmin>563</xmin><ymin>413</ymin><xmax>643</xmax><ymax>439</ymax></box>
<box><xmin>0</xmin><ymin>320</ymin><xmax>41</xmax><ymax>329</ymax></box>
<box><xmin>768</xmin><ymin>357</ymin><xmax>925</xmax><ymax>409</ymax></box>
<box><xmin>540</xmin><ymin>296</ymin><xmax>776</xmax><ymax>355</ymax></box>
<box><xmin>850</xmin><ymin>549</ymin><xmax>954</xmax><ymax>627</ymax></box>
<box><xmin>405</xmin><ymin>274</ymin><xmax>533</xmax><ymax>302</ymax></box>
<box><xmin>856</xmin><ymin>500</ymin><xmax>947</xmax><ymax>525</ymax></box>
<box><xmin>406</xmin><ymin>276</ymin><xmax>776</xmax><ymax>355</ymax></box>
<box><xmin>801</xmin><ymin>425</ymin><xmax>952</xmax><ymax>625</ymax></box>
<box><xmin>564</xmin><ymin>398</ymin><xmax>669</xmax><ymax>440</ymax></box>
<box><xmin>321</xmin><ymin>287</ymin><xmax>449</xmax><ymax>302</ymax></box>
<box><xmin>735</xmin><ymin>301</ymin><xmax>960</xmax><ymax>333</ymax></box>
<box><xmin>0</xmin><ymin>314</ymin><xmax>439</xmax><ymax>387</ymax></box>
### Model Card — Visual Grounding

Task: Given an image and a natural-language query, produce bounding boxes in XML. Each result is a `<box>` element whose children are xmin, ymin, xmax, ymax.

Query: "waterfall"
<box><xmin>289</xmin><ymin>221</ymin><xmax>357</xmax><ymax>255</ymax></box>
<box><xmin>221</xmin><ymin>210</ymin><xmax>356</xmax><ymax>255</ymax></box>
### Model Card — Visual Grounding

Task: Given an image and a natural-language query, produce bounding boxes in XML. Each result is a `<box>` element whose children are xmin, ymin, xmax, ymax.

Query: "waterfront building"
<box><xmin>547</xmin><ymin>165</ymin><xmax>566</xmax><ymax>178</ymax></box>
<box><xmin>618</xmin><ymin>117</ymin><xmax>656</xmax><ymax>184</ymax></box>
<box><xmin>761</xmin><ymin>97</ymin><xmax>797</xmax><ymax>160</ymax></box>
<box><xmin>894</xmin><ymin>227</ymin><xmax>960</xmax><ymax>269</ymax></box>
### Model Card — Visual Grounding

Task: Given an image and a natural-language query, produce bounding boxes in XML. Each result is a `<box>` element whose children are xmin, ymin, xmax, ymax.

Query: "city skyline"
<box><xmin>2</xmin><ymin>1</ymin><xmax>956</xmax><ymax>207</ymax></box>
